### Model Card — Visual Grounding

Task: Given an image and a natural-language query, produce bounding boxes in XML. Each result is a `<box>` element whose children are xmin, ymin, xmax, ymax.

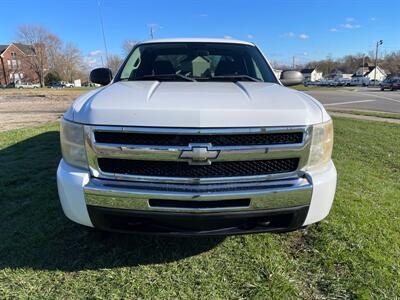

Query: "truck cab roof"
<box><xmin>138</xmin><ymin>38</ymin><xmax>255</xmax><ymax>46</ymax></box>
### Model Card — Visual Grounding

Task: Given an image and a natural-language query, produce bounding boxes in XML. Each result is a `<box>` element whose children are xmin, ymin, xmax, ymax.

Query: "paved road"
<box><xmin>304</xmin><ymin>88</ymin><xmax>400</xmax><ymax>113</ymax></box>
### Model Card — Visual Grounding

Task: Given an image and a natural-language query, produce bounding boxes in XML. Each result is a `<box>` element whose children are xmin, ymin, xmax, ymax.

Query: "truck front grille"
<box><xmin>98</xmin><ymin>158</ymin><xmax>299</xmax><ymax>178</ymax></box>
<box><xmin>94</xmin><ymin>131</ymin><xmax>303</xmax><ymax>146</ymax></box>
<box><xmin>85</xmin><ymin>126</ymin><xmax>311</xmax><ymax>184</ymax></box>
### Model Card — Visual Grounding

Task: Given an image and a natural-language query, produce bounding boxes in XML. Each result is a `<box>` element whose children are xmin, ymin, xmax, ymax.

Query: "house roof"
<box><xmin>353</xmin><ymin>65</ymin><xmax>386</xmax><ymax>77</ymax></box>
<box><xmin>300</xmin><ymin>68</ymin><xmax>316</xmax><ymax>74</ymax></box>
<box><xmin>13</xmin><ymin>43</ymin><xmax>36</xmax><ymax>55</ymax></box>
<box><xmin>365</xmin><ymin>66</ymin><xmax>385</xmax><ymax>76</ymax></box>
<box><xmin>0</xmin><ymin>43</ymin><xmax>36</xmax><ymax>56</ymax></box>
<box><xmin>0</xmin><ymin>45</ymin><xmax>8</xmax><ymax>54</ymax></box>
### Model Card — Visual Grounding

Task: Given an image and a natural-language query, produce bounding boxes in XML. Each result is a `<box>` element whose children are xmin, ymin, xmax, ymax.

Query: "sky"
<box><xmin>1</xmin><ymin>0</ymin><xmax>399</xmax><ymax>67</ymax></box>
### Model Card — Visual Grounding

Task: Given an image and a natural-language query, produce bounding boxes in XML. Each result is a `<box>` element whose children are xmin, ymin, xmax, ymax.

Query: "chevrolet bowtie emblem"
<box><xmin>180</xmin><ymin>146</ymin><xmax>220</xmax><ymax>165</ymax></box>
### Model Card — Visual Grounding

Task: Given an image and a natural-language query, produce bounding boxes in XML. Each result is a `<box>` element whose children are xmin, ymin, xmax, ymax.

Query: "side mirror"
<box><xmin>280</xmin><ymin>70</ymin><xmax>303</xmax><ymax>86</ymax></box>
<box><xmin>90</xmin><ymin>68</ymin><xmax>113</xmax><ymax>85</ymax></box>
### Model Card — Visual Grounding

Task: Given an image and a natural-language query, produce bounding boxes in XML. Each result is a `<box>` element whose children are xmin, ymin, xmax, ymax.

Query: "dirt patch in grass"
<box><xmin>0</xmin><ymin>89</ymin><xmax>92</xmax><ymax>131</ymax></box>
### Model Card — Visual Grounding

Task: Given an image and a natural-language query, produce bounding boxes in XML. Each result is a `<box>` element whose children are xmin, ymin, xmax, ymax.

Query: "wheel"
<box><xmin>380</xmin><ymin>87</ymin><xmax>384</xmax><ymax>91</ymax></box>
<box><xmin>391</xmin><ymin>86</ymin><xmax>394</xmax><ymax>91</ymax></box>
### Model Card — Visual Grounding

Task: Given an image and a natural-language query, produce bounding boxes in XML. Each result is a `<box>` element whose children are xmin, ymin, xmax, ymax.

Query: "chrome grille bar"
<box><xmin>84</xmin><ymin>125</ymin><xmax>312</xmax><ymax>184</ymax></box>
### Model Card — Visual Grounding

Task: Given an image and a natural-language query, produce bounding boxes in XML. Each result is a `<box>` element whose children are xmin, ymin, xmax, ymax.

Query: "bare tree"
<box><xmin>46</xmin><ymin>34</ymin><xmax>62</xmax><ymax>72</ymax></box>
<box><xmin>122</xmin><ymin>39</ymin><xmax>138</xmax><ymax>56</ymax></box>
<box><xmin>106</xmin><ymin>54</ymin><xmax>123</xmax><ymax>75</ymax></box>
<box><xmin>381</xmin><ymin>51</ymin><xmax>400</xmax><ymax>76</ymax></box>
<box><xmin>16</xmin><ymin>25</ymin><xmax>57</xmax><ymax>87</ymax></box>
<box><xmin>58</xmin><ymin>43</ymin><xmax>85</xmax><ymax>82</ymax></box>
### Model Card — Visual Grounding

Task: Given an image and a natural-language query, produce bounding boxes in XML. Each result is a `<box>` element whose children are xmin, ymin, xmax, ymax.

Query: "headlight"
<box><xmin>60</xmin><ymin>118</ymin><xmax>88</xmax><ymax>169</ymax></box>
<box><xmin>305</xmin><ymin>119</ymin><xmax>334</xmax><ymax>170</ymax></box>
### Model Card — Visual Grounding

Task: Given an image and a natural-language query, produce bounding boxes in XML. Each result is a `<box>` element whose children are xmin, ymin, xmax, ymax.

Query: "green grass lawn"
<box><xmin>328</xmin><ymin>109</ymin><xmax>400</xmax><ymax>120</ymax></box>
<box><xmin>0</xmin><ymin>119</ymin><xmax>399</xmax><ymax>299</ymax></box>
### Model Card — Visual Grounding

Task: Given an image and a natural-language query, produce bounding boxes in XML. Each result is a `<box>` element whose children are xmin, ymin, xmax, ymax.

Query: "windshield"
<box><xmin>116</xmin><ymin>42</ymin><xmax>278</xmax><ymax>83</ymax></box>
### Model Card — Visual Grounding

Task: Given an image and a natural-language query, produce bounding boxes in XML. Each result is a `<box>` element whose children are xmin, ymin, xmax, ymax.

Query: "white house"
<box><xmin>329</xmin><ymin>69</ymin><xmax>352</xmax><ymax>80</ymax></box>
<box><xmin>300</xmin><ymin>68</ymin><xmax>323</xmax><ymax>82</ymax></box>
<box><xmin>353</xmin><ymin>65</ymin><xmax>386</xmax><ymax>81</ymax></box>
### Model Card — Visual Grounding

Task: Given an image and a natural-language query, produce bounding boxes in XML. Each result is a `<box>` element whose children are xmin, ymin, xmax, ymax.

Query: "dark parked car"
<box><xmin>0</xmin><ymin>82</ymin><xmax>15</xmax><ymax>89</ymax></box>
<box><xmin>47</xmin><ymin>82</ymin><xmax>65</xmax><ymax>89</ymax></box>
<box><xmin>380</xmin><ymin>78</ymin><xmax>400</xmax><ymax>91</ymax></box>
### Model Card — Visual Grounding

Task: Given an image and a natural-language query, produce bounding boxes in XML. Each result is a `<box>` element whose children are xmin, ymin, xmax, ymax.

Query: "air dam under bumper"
<box><xmin>57</xmin><ymin>159</ymin><xmax>337</xmax><ymax>235</ymax></box>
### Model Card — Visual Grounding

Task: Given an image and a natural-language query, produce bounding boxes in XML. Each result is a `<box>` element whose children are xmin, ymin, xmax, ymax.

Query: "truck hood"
<box><xmin>68</xmin><ymin>81</ymin><xmax>325</xmax><ymax>127</ymax></box>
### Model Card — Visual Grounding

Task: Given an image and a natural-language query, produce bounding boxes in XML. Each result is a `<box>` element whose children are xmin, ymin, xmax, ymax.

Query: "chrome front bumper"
<box><xmin>84</xmin><ymin>176</ymin><xmax>312</xmax><ymax>213</ymax></box>
<box><xmin>58</xmin><ymin>159</ymin><xmax>336</xmax><ymax>235</ymax></box>
<box><xmin>78</xmin><ymin>125</ymin><xmax>317</xmax><ymax>235</ymax></box>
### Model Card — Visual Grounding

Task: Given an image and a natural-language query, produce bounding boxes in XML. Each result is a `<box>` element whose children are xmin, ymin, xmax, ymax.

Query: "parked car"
<box><xmin>47</xmin><ymin>82</ymin><xmax>65</xmax><ymax>89</ymax></box>
<box><xmin>3</xmin><ymin>83</ymin><xmax>15</xmax><ymax>88</ymax></box>
<box><xmin>329</xmin><ymin>80</ymin><xmax>340</xmax><ymax>87</ymax></box>
<box><xmin>350</xmin><ymin>76</ymin><xmax>370</xmax><ymax>86</ymax></box>
<box><xmin>57</xmin><ymin>38</ymin><xmax>336</xmax><ymax>235</ymax></box>
<box><xmin>380</xmin><ymin>78</ymin><xmax>400</xmax><ymax>91</ymax></box>
<box><xmin>15</xmin><ymin>82</ymin><xmax>41</xmax><ymax>89</ymax></box>
<box><xmin>303</xmin><ymin>80</ymin><xmax>316</xmax><ymax>87</ymax></box>
<box><xmin>60</xmin><ymin>81</ymin><xmax>75</xmax><ymax>88</ymax></box>
<box><xmin>369</xmin><ymin>79</ymin><xmax>381</xmax><ymax>86</ymax></box>
<box><xmin>336</xmin><ymin>78</ymin><xmax>351</xmax><ymax>86</ymax></box>
<box><xmin>313</xmin><ymin>80</ymin><xmax>321</xmax><ymax>86</ymax></box>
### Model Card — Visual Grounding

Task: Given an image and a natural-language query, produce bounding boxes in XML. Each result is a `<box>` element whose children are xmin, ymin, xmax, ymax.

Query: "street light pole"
<box><xmin>374</xmin><ymin>40</ymin><xmax>383</xmax><ymax>86</ymax></box>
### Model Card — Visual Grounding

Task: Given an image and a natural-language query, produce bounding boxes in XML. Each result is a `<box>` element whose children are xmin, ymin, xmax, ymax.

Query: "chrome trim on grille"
<box><xmin>84</xmin><ymin>125</ymin><xmax>312</xmax><ymax>184</ymax></box>
<box><xmin>84</xmin><ymin>176</ymin><xmax>312</xmax><ymax>213</ymax></box>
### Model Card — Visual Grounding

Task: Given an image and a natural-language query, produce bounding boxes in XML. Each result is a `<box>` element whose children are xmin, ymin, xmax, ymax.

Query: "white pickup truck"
<box><xmin>57</xmin><ymin>38</ymin><xmax>336</xmax><ymax>235</ymax></box>
<box><xmin>15</xmin><ymin>82</ymin><xmax>41</xmax><ymax>89</ymax></box>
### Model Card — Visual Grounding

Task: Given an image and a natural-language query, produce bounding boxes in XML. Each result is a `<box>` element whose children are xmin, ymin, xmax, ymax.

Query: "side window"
<box><xmin>120</xmin><ymin>47</ymin><xmax>141</xmax><ymax>79</ymax></box>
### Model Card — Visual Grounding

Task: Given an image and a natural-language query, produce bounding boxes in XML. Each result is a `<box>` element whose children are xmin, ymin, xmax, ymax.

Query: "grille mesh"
<box><xmin>94</xmin><ymin>131</ymin><xmax>303</xmax><ymax>146</ymax></box>
<box><xmin>98</xmin><ymin>158</ymin><xmax>299</xmax><ymax>178</ymax></box>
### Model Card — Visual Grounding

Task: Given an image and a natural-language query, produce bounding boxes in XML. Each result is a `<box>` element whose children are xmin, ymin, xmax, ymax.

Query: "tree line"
<box><xmin>274</xmin><ymin>52</ymin><xmax>400</xmax><ymax>77</ymax></box>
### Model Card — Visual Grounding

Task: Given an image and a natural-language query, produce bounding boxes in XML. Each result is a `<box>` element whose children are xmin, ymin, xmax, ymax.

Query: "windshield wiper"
<box><xmin>209</xmin><ymin>75</ymin><xmax>261</xmax><ymax>82</ymax></box>
<box><xmin>133</xmin><ymin>74</ymin><xmax>196</xmax><ymax>82</ymax></box>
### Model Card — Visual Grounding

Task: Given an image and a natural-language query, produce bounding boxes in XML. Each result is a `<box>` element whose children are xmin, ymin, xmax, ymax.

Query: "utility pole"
<box><xmin>374</xmin><ymin>40</ymin><xmax>383</xmax><ymax>86</ymax></box>
<box><xmin>150</xmin><ymin>26</ymin><xmax>154</xmax><ymax>39</ymax></box>
<box><xmin>149</xmin><ymin>24</ymin><xmax>157</xmax><ymax>39</ymax></box>
<box><xmin>97</xmin><ymin>1</ymin><xmax>109</xmax><ymax>66</ymax></box>
<box><xmin>292</xmin><ymin>56</ymin><xmax>295</xmax><ymax>69</ymax></box>
<box><xmin>362</xmin><ymin>54</ymin><xmax>365</xmax><ymax>70</ymax></box>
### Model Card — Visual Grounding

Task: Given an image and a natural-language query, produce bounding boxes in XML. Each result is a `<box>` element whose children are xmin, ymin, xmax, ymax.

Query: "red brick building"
<box><xmin>0</xmin><ymin>43</ymin><xmax>38</xmax><ymax>85</ymax></box>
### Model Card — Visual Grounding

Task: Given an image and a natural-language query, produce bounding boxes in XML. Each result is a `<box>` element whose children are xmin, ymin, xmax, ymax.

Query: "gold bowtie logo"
<box><xmin>180</xmin><ymin>147</ymin><xmax>220</xmax><ymax>165</ymax></box>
